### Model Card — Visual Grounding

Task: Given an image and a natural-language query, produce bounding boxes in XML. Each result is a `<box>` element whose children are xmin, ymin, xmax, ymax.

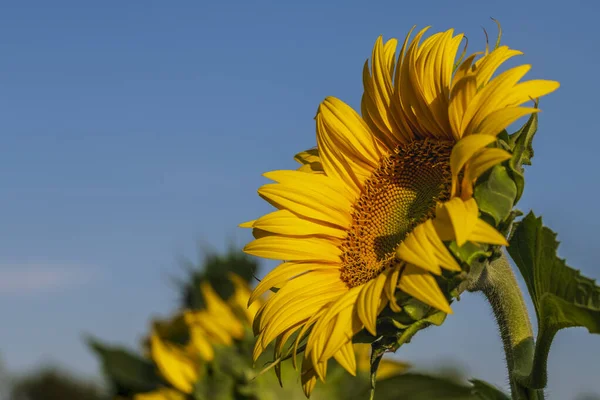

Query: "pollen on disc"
<box><xmin>339</xmin><ymin>139</ymin><xmax>453</xmax><ymax>288</ymax></box>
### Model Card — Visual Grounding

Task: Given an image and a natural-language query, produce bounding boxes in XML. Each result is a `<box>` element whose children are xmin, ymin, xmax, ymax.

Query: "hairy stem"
<box><xmin>467</xmin><ymin>253</ymin><xmax>541</xmax><ymax>400</ymax></box>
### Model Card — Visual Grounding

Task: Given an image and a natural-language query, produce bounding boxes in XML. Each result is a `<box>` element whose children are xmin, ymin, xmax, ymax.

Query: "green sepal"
<box><xmin>507</xmin><ymin>212</ymin><xmax>600</xmax><ymax>387</ymax></box>
<box><xmin>474</xmin><ymin>165</ymin><xmax>517</xmax><ymax>226</ymax></box>
<box><xmin>506</xmin><ymin>105</ymin><xmax>538</xmax><ymax>203</ymax></box>
<box><xmin>395</xmin><ymin>310</ymin><xmax>446</xmax><ymax>348</ymax></box>
<box><xmin>450</xmin><ymin>241</ymin><xmax>491</xmax><ymax>266</ymax></box>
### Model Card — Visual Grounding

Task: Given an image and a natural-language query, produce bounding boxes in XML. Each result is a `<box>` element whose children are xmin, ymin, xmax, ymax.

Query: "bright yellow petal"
<box><xmin>356</xmin><ymin>272</ymin><xmax>389</xmax><ymax>335</ymax></box>
<box><xmin>264</xmin><ymin>169</ymin><xmax>357</xmax><ymax>203</ymax></box>
<box><xmin>435</xmin><ymin>197</ymin><xmax>479</xmax><ymax>247</ymax></box>
<box><xmin>470</xmin><ymin>219</ymin><xmax>509</xmax><ymax>246</ymax></box>
<box><xmin>397</xmin><ymin>219</ymin><xmax>462</xmax><ymax>273</ymax></box>
<box><xmin>474</xmin><ymin>46</ymin><xmax>523</xmax><ymax>86</ymax></box>
<box><xmin>252</xmin><ymin>209</ymin><xmax>347</xmax><ymax>239</ymax></box>
<box><xmin>475</xmin><ymin>107</ymin><xmax>538</xmax><ymax>137</ymax></box>
<box><xmin>318</xmin><ymin>96</ymin><xmax>384</xmax><ymax>168</ymax></box>
<box><xmin>200</xmin><ymin>283</ymin><xmax>245</xmax><ymax>339</ymax></box>
<box><xmin>239</xmin><ymin>219</ymin><xmax>256</xmax><ymax>228</ymax></box>
<box><xmin>462</xmin><ymin>64</ymin><xmax>532</xmax><ymax>136</ymax></box>
<box><xmin>461</xmin><ymin>147</ymin><xmax>512</xmax><ymax>198</ymax></box>
<box><xmin>187</xmin><ymin>326</ymin><xmax>214</xmax><ymax>361</ymax></box>
<box><xmin>434</xmin><ymin>198</ymin><xmax>507</xmax><ymax>247</ymax></box>
<box><xmin>361</xmin><ymin>36</ymin><xmax>407</xmax><ymax>147</ymax></box>
<box><xmin>384</xmin><ymin>265</ymin><xmax>402</xmax><ymax>312</ymax></box>
<box><xmin>150</xmin><ymin>334</ymin><xmax>198</xmax><ymax>394</ymax></box>
<box><xmin>397</xmin><ymin>264</ymin><xmax>452</xmax><ymax>314</ymax></box>
<box><xmin>294</xmin><ymin>148</ymin><xmax>322</xmax><ymax>172</ymax></box>
<box><xmin>449</xmin><ymin>134</ymin><xmax>497</xmax><ymax>196</ymax></box>
<box><xmin>396</xmin><ymin>221</ymin><xmax>441</xmax><ymax>275</ymax></box>
<box><xmin>244</xmin><ymin>235</ymin><xmax>341</xmax><ymax>262</ymax></box>
<box><xmin>333</xmin><ymin>339</ymin><xmax>357</xmax><ymax>376</ymax></box>
<box><xmin>502</xmin><ymin>79</ymin><xmax>560</xmax><ymax>108</ymax></box>
<box><xmin>259</xmin><ymin>183</ymin><xmax>351</xmax><ymax>228</ymax></box>
<box><xmin>249</xmin><ymin>261</ymin><xmax>338</xmax><ymax>305</ymax></box>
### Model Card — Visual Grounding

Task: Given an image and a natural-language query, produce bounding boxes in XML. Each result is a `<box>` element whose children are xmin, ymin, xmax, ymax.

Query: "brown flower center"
<box><xmin>339</xmin><ymin>139</ymin><xmax>453</xmax><ymax>288</ymax></box>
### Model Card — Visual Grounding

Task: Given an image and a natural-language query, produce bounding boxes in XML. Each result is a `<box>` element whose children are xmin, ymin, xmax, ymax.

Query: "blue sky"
<box><xmin>0</xmin><ymin>1</ymin><xmax>598</xmax><ymax>398</ymax></box>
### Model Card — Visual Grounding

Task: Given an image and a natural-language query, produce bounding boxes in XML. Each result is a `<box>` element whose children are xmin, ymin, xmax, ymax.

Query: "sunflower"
<box><xmin>242</xmin><ymin>26</ymin><xmax>559</xmax><ymax>396</ymax></box>
<box><xmin>133</xmin><ymin>273</ymin><xmax>257</xmax><ymax>400</ymax></box>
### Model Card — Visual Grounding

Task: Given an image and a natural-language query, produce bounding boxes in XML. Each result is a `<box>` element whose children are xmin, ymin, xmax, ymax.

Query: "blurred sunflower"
<box><xmin>133</xmin><ymin>273</ymin><xmax>260</xmax><ymax>400</ymax></box>
<box><xmin>242</xmin><ymin>26</ymin><xmax>559</xmax><ymax>395</ymax></box>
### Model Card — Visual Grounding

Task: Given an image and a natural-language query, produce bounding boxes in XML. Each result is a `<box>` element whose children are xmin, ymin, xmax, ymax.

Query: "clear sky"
<box><xmin>0</xmin><ymin>1</ymin><xmax>598</xmax><ymax>399</ymax></box>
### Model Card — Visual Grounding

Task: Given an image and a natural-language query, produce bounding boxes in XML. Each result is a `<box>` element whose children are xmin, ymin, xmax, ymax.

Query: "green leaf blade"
<box><xmin>372</xmin><ymin>373</ymin><xmax>509</xmax><ymax>400</ymax></box>
<box><xmin>507</xmin><ymin>212</ymin><xmax>600</xmax><ymax>334</ymax></box>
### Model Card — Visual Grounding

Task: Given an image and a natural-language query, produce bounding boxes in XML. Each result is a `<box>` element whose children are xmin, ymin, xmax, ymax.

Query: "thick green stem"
<box><xmin>467</xmin><ymin>254</ymin><xmax>541</xmax><ymax>400</ymax></box>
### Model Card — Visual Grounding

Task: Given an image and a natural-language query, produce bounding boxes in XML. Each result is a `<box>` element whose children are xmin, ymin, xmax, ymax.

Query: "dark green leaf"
<box><xmin>373</xmin><ymin>373</ymin><xmax>508</xmax><ymax>400</ymax></box>
<box><xmin>474</xmin><ymin>165</ymin><xmax>517</xmax><ymax>225</ymax></box>
<box><xmin>86</xmin><ymin>336</ymin><xmax>161</xmax><ymax>394</ymax></box>
<box><xmin>470</xmin><ymin>379</ymin><xmax>511</xmax><ymax>400</ymax></box>
<box><xmin>507</xmin><ymin>212</ymin><xmax>600</xmax><ymax>334</ymax></box>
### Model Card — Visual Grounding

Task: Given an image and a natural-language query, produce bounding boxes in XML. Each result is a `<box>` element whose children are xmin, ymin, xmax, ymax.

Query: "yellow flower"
<box><xmin>144</xmin><ymin>274</ymin><xmax>257</xmax><ymax>397</ymax></box>
<box><xmin>242</xmin><ymin>26</ymin><xmax>558</xmax><ymax>396</ymax></box>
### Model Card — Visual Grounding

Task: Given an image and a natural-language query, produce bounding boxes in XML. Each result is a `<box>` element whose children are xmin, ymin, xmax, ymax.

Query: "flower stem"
<box><xmin>467</xmin><ymin>253</ymin><xmax>542</xmax><ymax>400</ymax></box>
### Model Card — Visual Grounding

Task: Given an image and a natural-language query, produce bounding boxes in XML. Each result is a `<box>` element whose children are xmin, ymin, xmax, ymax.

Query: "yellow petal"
<box><xmin>384</xmin><ymin>265</ymin><xmax>402</xmax><ymax>312</ymax></box>
<box><xmin>356</xmin><ymin>272</ymin><xmax>389</xmax><ymax>335</ymax></box>
<box><xmin>361</xmin><ymin>36</ymin><xmax>406</xmax><ymax>147</ymax></box>
<box><xmin>187</xmin><ymin>326</ymin><xmax>214</xmax><ymax>361</ymax></box>
<box><xmin>396</xmin><ymin>221</ymin><xmax>441</xmax><ymax>275</ymax></box>
<box><xmin>474</xmin><ymin>46</ymin><xmax>523</xmax><ymax>86</ymax></box>
<box><xmin>462</xmin><ymin>64</ymin><xmax>532</xmax><ymax>136</ymax></box>
<box><xmin>249</xmin><ymin>261</ymin><xmax>338</xmax><ymax>305</ymax></box>
<box><xmin>475</xmin><ymin>107</ymin><xmax>538</xmax><ymax>137</ymax></box>
<box><xmin>397</xmin><ymin>264</ymin><xmax>452</xmax><ymax>314</ymax></box>
<box><xmin>435</xmin><ymin>197</ymin><xmax>479</xmax><ymax>247</ymax></box>
<box><xmin>294</xmin><ymin>148</ymin><xmax>321</xmax><ymax>166</ymax></box>
<box><xmin>150</xmin><ymin>334</ymin><xmax>198</xmax><ymax>394</ymax></box>
<box><xmin>264</xmin><ymin>169</ymin><xmax>356</xmax><ymax>203</ymax></box>
<box><xmin>244</xmin><ymin>235</ymin><xmax>341</xmax><ymax>262</ymax></box>
<box><xmin>301</xmin><ymin>361</ymin><xmax>319</xmax><ymax>397</ymax></box>
<box><xmin>502</xmin><ymin>79</ymin><xmax>560</xmax><ymax>108</ymax></box>
<box><xmin>318</xmin><ymin>96</ymin><xmax>384</xmax><ymax>168</ymax></box>
<box><xmin>320</xmin><ymin>307</ymin><xmax>355</xmax><ymax>361</ymax></box>
<box><xmin>462</xmin><ymin>147</ymin><xmax>512</xmax><ymax>198</ymax></box>
<box><xmin>306</xmin><ymin>286</ymin><xmax>361</xmax><ymax>362</ymax></box>
<box><xmin>470</xmin><ymin>219</ymin><xmax>509</xmax><ymax>246</ymax></box>
<box><xmin>258</xmin><ymin>184</ymin><xmax>351</xmax><ymax>228</ymax></box>
<box><xmin>252</xmin><ymin>209</ymin><xmax>347</xmax><ymax>239</ymax></box>
<box><xmin>333</xmin><ymin>339</ymin><xmax>357</xmax><ymax>376</ymax></box>
<box><xmin>450</xmin><ymin>134</ymin><xmax>497</xmax><ymax>196</ymax></box>
<box><xmin>239</xmin><ymin>219</ymin><xmax>256</xmax><ymax>228</ymax></box>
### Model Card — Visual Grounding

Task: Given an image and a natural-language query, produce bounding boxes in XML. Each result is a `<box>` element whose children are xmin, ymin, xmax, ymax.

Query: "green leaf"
<box><xmin>507</xmin><ymin>212</ymin><xmax>600</xmax><ymax>334</ymax></box>
<box><xmin>470</xmin><ymin>379</ymin><xmax>511</xmax><ymax>400</ymax></box>
<box><xmin>507</xmin><ymin>108</ymin><xmax>538</xmax><ymax>203</ymax></box>
<box><xmin>449</xmin><ymin>241</ymin><xmax>491</xmax><ymax>266</ymax></box>
<box><xmin>507</xmin><ymin>212</ymin><xmax>600</xmax><ymax>388</ymax></box>
<box><xmin>86</xmin><ymin>336</ymin><xmax>161</xmax><ymax>394</ymax></box>
<box><xmin>372</xmin><ymin>373</ymin><xmax>509</xmax><ymax>400</ymax></box>
<box><xmin>395</xmin><ymin>310</ymin><xmax>446</xmax><ymax>348</ymax></box>
<box><xmin>474</xmin><ymin>165</ymin><xmax>517</xmax><ymax>225</ymax></box>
